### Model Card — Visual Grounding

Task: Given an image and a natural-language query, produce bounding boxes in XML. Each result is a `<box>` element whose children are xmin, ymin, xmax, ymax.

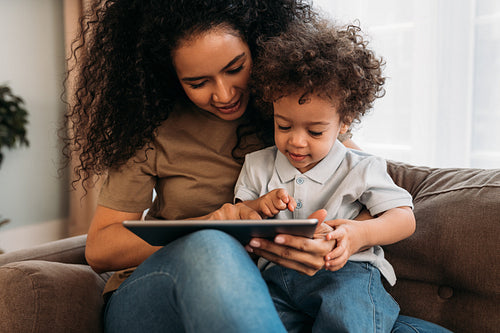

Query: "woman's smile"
<box><xmin>214</xmin><ymin>98</ymin><xmax>241</xmax><ymax>114</ymax></box>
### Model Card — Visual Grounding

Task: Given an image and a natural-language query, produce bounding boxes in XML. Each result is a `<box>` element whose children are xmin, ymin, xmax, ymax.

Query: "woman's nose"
<box><xmin>212</xmin><ymin>79</ymin><xmax>233</xmax><ymax>103</ymax></box>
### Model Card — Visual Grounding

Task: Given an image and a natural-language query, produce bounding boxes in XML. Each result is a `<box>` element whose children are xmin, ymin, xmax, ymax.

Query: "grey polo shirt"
<box><xmin>234</xmin><ymin>140</ymin><xmax>413</xmax><ymax>285</ymax></box>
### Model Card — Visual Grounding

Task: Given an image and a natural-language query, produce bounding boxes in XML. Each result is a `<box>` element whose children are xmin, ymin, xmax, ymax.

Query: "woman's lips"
<box><xmin>216</xmin><ymin>99</ymin><xmax>241</xmax><ymax>114</ymax></box>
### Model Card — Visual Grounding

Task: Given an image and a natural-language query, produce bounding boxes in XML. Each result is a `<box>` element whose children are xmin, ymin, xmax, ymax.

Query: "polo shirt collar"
<box><xmin>275</xmin><ymin>140</ymin><xmax>347</xmax><ymax>184</ymax></box>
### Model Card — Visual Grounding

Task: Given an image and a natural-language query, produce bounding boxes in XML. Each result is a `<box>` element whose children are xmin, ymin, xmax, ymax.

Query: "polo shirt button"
<box><xmin>296</xmin><ymin>177</ymin><xmax>304</xmax><ymax>185</ymax></box>
<box><xmin>296</xmin><ymin>200</ymin><xmax>303</xmax><ymax>209</ymax></box>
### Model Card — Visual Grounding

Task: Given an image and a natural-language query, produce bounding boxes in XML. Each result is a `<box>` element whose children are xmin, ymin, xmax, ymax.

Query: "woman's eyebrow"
<box><xmin>221</xmin><ymin>52</ymin><xmax>246</xmax><ymax>71</ymax></box>
<box><xmin>181</xmin><ymin>53</ymin><xmax>246</xmax><ymax>82</ymax></box>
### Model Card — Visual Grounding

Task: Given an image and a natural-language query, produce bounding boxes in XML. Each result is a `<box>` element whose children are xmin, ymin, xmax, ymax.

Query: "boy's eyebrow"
<box><xmin>180</xmin><ymin>53</ymin><xmax>246</xmax><ymax>82</ymax></box>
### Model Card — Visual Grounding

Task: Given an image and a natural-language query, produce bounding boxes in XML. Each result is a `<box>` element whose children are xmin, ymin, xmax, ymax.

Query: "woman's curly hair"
<box><xmin>62</xmin><ymin>0</ymin><xmax>316</xmax><ymax>188</ymax></box>
<box><xmin>251</xmin><ymin>20</ymin><xmax>385</xmax><ymax>127</ymax></box>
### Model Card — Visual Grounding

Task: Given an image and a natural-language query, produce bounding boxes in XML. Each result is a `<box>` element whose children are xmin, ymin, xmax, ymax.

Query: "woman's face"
<box><xmin>172</xmin><ymin>27</ymin><xmax>252</xmax><ymax>121</ymax></box>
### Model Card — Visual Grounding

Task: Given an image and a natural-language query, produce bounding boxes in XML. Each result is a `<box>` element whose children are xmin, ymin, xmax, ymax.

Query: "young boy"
<box><xmin>234</xmin><ymin>20</ymin><xmax>416</xmax><ymax>332</ymax></box>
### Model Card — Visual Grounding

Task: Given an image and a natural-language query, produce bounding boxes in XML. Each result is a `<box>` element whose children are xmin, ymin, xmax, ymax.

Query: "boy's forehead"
<box><xmin>273</xmin><ymin>93</ymin><xmax>340</xmax><ymax>121</ymax></box>
<box><xmin>275</xmin><ymin>92</ymin><xmax>337</xmax><ymax>107</ymax></box>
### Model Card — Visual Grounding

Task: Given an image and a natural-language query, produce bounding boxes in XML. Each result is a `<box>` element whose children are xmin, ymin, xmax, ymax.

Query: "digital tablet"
<box><xmin>123</xmin><ymin>219</ymin><xmax>319</xmax><ymax>246</ymax></box>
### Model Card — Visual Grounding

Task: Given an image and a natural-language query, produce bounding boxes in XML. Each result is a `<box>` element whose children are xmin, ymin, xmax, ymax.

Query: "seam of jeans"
<box><xmin>367</xmin><ymin>263</ymin><xmax>378</xmax><ymax>333</ymax></box>
<box><xmin>279</xmin><ymin>266</ymin><xmax>294</xmax><ymax>301</ymax></box>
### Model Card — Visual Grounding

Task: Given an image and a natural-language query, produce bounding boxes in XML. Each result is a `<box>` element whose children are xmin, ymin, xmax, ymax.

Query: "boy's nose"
<box><xmin>289</xmin><ymin>133</ymin><xmax>307</xmax><ymax>147</ymax></box>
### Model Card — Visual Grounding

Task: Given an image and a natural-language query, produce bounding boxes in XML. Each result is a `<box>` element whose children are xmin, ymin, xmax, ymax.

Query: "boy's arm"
<box><xmin>323</xmin><ymin>206</ymin><xmax>415</xmax><ymax>271</ymax></box>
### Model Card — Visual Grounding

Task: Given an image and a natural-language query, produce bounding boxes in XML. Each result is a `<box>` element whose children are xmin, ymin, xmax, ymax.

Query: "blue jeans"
<box><xmin>262</xmin><ymin>262</ymin><xmax>400</xmax><ymax>332</ymax></box>
<box><xmin>104</xmin><ymin>230</ymin><xmax>452</xmax><ymax>333</ymax></box>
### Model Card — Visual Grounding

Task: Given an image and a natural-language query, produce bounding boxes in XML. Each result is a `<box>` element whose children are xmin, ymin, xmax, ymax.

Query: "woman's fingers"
<box><xmin>249</xmin><ymin>236</ymin><xmax>334</xmax><ymax>274</ymax></box>
<box><xmin>210</xmin><ymin>203</ymin><xmax>261</xmax><ymax>220</ymax></box>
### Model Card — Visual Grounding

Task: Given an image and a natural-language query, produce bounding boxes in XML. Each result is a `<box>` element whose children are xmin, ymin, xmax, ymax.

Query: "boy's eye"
<box><xmin>227</xmin><ymin>65</ymin><xmax>244</xmax><ymax>74</ymax></box>
<box><xmin>278</xmin><ymin>125</ymin><xmax>291</xmax><ymax>131</ymax></box>
<box><xmin>309</xmin><ymin>130</ymin><xmax>323</xmax><ymax>137</ymax></box>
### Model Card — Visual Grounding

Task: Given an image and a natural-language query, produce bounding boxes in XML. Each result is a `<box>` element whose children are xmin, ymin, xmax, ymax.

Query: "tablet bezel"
<box><xmin>123</xmin><ymin>219</ymin><xmax>319</xmax><ymax>246</ymax></box>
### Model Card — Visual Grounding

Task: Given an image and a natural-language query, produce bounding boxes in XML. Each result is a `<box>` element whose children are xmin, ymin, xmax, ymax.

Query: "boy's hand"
<box><xmin>257</xmin><ymin>188</ymin><xmax>296</xmax><ymax>218</ymax></box>
<box><xmin>323</xmin><ymin>219</ymin><xmax>364</xmax><ymax>271</ymax></box>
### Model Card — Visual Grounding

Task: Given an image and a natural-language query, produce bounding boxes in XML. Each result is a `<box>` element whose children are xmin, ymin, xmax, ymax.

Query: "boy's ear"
<box><xmin>339</xmin><ymin>122</ymin><xmax>350</xmax><ymax>134</ymax></box>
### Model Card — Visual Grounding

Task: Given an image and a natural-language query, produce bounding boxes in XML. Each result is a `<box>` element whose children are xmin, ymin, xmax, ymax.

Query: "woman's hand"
<box><xmin>246</xmin><ymin>209</ymin><xmax>336</xmax><ymax>276</ymax></box>
<box><xmin>206</xmin><ymin>202</ymin><xmax>262</xmax><ymax>220</ymax></box>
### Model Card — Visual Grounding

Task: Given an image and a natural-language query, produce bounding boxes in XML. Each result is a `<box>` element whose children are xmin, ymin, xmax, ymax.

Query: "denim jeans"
<box><xmin>104</xmin><ymin>230</ymin><xmax>452</xmax><ymax>333</ymax></box>
<box><xmin>262</xmin><ymin>262</ymin><xmax>400</xmax><ymax>333</ymax></box>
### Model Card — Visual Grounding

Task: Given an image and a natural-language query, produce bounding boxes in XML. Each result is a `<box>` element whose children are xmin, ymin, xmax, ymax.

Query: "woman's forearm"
<box><xmin>85</xmin><ymin>206</ymin><xmax>160</xmax><ymax>273</ymax></box>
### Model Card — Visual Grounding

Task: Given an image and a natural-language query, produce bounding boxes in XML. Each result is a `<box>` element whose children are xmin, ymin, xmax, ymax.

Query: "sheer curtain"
<box><xmin>314</xmin><ymin>0</ymin><xmax>500</xmax><ymax>169</ymax></box>
<box><xmin>63</xmin><ymin>0</ymin><xmax>102</xmax><ymax>236</ymax></box>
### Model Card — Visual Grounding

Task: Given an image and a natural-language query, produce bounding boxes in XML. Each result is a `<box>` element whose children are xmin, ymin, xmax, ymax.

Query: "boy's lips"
<box><xmin>288</xmin><ymin>152</ymin><xmax>308</xmax><ymax>162</ymax></box>
<box><xmin>215</xmin><ymin>99</ymin><xmax>241</xmax><ymax>114</ymax></box>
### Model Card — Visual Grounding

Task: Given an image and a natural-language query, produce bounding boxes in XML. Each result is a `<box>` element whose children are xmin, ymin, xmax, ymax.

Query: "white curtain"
<box><xmin>63</xmin><ymin>0</ymin><xmax>102</xmax><ymax>236</ymax></box>
<box><xmin>314</xmin><ymin>0</ymin><xmax>500</xmax><ymax>169</ymax></box>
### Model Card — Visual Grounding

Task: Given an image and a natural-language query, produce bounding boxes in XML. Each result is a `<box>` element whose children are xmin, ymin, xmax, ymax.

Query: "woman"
<box><xmin>65</xmin><ymin>0</ymin><xmax>450</xmax><ymax>331</ymax></box>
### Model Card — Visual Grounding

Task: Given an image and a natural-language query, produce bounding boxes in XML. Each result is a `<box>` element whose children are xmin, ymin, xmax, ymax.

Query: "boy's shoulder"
<box><xmin>342</xmin><ymin>146</ymin><xmax>387</xmax><ymax>171</ymax></box>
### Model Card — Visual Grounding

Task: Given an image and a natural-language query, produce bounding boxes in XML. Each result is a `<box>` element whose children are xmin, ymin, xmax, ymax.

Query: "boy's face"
<box><xmin>273</xmin><ymin>93</ymin><xmax>348</xmax><ymax>173</ymax></box>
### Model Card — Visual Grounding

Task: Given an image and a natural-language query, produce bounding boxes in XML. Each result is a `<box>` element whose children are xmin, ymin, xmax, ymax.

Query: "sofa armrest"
<box><xmin>0</xmin><ymin>260</ymin><xmax>111</xmax><ymax>333</ymax></box>
<box><xmin>0</xmin><ymin>234</ymin><xmax>87</xmax><ymax>266</ymax></box>
<box><xmin>0</xmin><ymin>235</ymin><xmax>112</xmax><ymax>333</ymax></box>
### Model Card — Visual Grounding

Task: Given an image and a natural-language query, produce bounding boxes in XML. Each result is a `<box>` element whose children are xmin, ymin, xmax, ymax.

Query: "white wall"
<box><xmin>0</xmin><ymin>0</ymin><xmax>68</xmax><ymax>250</ymax></box>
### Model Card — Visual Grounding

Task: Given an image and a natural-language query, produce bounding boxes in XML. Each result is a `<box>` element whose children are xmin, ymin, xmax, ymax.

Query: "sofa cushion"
<box><xmin>385</xmin><ymin>161</ymin><xmax>500</xmax><ymax>333</ymax></box>
<box><xmin>0</xmin><ymin>260</ymin><xmax>110</xmax><ymax>333</ymax></box>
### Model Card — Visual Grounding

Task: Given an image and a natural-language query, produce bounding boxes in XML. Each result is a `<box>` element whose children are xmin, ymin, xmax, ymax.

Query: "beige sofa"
<box><xmin>0</xmin><ymin>161</ymin><xmax>499</xmax><ymax>332</ymax></box>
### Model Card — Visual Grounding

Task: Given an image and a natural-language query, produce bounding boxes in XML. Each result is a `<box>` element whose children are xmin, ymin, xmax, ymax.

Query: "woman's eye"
<box><xmin>189</xmin><ymin>81</ymin><xmax>207</xmax><ymax>89</ymax></box>
<box><xmin>227</xmin><ymin>65</ymin><xmax>244</xmax><ymax>75</ymax></box>
<box><xmin>309</xmin><ymin>131</ymin><xmax>323</xmax><ymax>137</ymax></box>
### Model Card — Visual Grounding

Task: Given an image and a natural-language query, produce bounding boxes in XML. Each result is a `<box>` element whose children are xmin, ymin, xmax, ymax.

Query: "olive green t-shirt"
<box><xmin>98</xmin><ymin>102</ymin><xmax>260</xmax><ymax>219</ymax></box>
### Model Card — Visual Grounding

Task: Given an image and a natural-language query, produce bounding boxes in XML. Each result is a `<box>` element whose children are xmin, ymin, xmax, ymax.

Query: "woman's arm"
<box><xmin>86</xmin><ymin>202</ymin><xmax>263</xmax><ymax>273</ymax></box>
<box><xmin>85</xmin><ymin>205</ymin><xmax>160</xmax><ymax>273</ymax></box>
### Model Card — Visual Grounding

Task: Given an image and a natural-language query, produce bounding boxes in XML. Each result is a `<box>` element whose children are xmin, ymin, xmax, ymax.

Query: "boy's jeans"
<box><xmin>262</xmin><ymin>262</ymin><xmax>399</xmax><ymax>332</ymax></box>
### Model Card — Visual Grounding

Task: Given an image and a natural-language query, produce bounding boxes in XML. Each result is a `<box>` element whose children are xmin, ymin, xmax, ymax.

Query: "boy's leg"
<box><xmin>104</xmin><ymin>229</ymin><xmax>286</xmax><ymax>333</ymax></box>
<box><xmin>263</xmin><ymin>261</ymin><xmax>399</xmax><ymax>333</ymax></box>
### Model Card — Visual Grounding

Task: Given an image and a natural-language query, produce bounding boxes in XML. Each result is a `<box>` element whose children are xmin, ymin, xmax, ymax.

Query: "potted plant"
<box><xmin>0</xmin><ymin>84</ymin><xmax>29</xmax><ymax>167</ymax></box>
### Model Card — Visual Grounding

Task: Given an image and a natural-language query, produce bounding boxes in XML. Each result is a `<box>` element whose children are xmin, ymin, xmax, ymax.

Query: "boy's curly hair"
<box><xmin>251</xmin><ymin>20</ymin><xmax>385</xmax><ymax>127</ymax></box>
<box><xmin>62</xmin><ymin>0</ymin><xmax>316</xmax><ymax>188</ymax></box>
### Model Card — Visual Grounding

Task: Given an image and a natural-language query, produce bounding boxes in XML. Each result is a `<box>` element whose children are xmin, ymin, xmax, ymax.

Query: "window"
<box><xmin>315</xmin><ymin>0</ymin><xmax>500</xmax><ymax>168</ymax></box>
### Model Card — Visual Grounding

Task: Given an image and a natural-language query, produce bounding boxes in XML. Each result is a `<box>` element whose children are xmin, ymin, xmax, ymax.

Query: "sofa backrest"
<box><xmin>385</xmin><ymin>161</ymin><xmax>500</xmax><ymax>333</ymax></box>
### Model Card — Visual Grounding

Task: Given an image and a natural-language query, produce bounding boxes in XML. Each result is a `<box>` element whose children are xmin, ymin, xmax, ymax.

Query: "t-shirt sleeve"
<box><xmin>234</xmin><ymin>147</ymin><xmax>277</xmax><ymax>203</ymax></box>
<box><xmin>359</xmin><ymin>157</ymin><xmax>414</xmax><ymax>216</ymax></box>
<box><xmin>234</xmin><ymin>154</ymin><xmax>261</xmax><ymax>203</ymax></box>
<box><xmin>98</xmin><ymin>146</ymin><xmax>157</xmax><ymax>213</ymax></box>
